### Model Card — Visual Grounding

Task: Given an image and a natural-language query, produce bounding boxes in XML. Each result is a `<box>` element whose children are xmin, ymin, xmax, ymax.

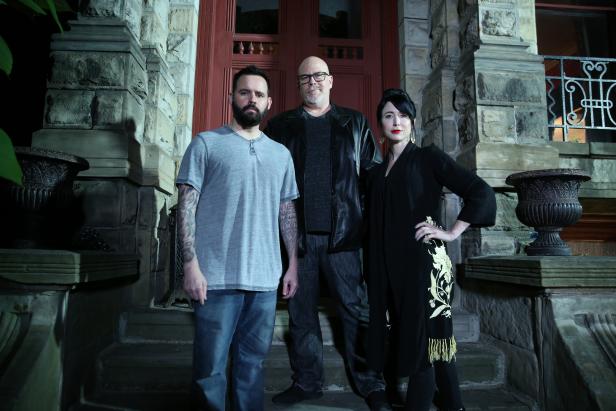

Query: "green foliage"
<box><xmin>9</xmin><ymin>0</ymin><xmax>73</xmax><ymax>29</ymax></box>
<box><xmin>0</xmin><ymin>35</ymin><xmax>12</xmax><ymax>75</ymax></box>
<box><xmin>18</xmin><ymin>0</ymin><xmax>47</xmax><ymax>15</ymax></box>
<box><xmin>37</xmin><ymin>0</ymin><xmax>76</xmax><ymax>34</ymax></box>
<box><xmin>0</xmin><ymin>129</ymin><xmax>23</xmax><ymax>185</ymax></box>
<box><xmin>0</xmin><ymin>0</ymin><xmax>72</xmax><ymax>75</ymax></box>
<box><xmin>43</xmin><ymin>0</ymin><xmax>62</xmax><ymax>33</ymax></box>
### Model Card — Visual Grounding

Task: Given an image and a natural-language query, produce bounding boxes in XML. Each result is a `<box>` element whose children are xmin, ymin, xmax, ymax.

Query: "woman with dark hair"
<box><xmin>364</xmin><ymin>89</ymin><xmax>496</xmax><ymax>411</ymax></box>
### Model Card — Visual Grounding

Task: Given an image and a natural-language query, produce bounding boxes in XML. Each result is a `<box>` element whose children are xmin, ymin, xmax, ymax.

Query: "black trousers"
<box><xmin>404</xmin><ymin>361</ymin><xmax>463</xmax><ymax>411</ymax></box>
<box><xmin>434</xmin><ymin>361</ymin><xmax>463</xmax><ymax>410</ymax></box>
<box><xmin>287</xmin><ymin>234</ymin><xmax>385</xmax><ymax>396</ymax></box>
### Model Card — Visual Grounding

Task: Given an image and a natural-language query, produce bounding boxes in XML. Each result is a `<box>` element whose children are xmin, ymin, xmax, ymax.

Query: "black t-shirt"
<box><xmin>303</xmin><ymin>111</ymin><xmax>332</xmax><ymax>233</ymax></box>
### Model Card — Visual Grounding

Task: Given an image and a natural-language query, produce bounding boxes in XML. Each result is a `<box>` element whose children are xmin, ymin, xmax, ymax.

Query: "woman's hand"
<box><xmin>414</xmin><ymin>220</ymin><xmax>470</xmax><ymax>243</ymax></box>
<box><xmin>414</xmin><ymin>222</ymin><xmax>455</xmax><ymax>243</ymax></box>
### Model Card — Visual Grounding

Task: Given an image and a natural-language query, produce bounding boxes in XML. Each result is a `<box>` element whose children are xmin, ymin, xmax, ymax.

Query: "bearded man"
<box><xmin>176</xmin><ymin>64</ymin><xmax>299</xmax><ymax>411</ymax></box>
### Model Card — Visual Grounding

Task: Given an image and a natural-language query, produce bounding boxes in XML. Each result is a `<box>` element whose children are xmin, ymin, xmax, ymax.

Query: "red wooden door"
<box><xmin>193</xmin><ymin>0</ymin><xmax>399</xmax><ymax>133</ymax></box>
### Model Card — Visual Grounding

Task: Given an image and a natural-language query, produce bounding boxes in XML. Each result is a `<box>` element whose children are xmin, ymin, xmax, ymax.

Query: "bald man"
<box><xmin>264</xmin><ymin>57</ymin><xmax>389</xmax><ymax>410</ymax></box>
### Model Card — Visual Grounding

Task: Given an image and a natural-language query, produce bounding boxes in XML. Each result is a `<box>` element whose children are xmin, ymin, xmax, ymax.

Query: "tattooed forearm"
<box><xmin>279</xmin><ymin>200</ymin><xmax>298</xmax><ymax>261</ymax></box>
<box><xmin>178</xmin><ymin>184</ymin><xmax>200</xmax><ymax>264</ymax></box>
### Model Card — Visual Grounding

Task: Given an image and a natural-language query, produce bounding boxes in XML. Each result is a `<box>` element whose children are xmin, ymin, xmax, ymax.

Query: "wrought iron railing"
<box><xmin>544</xmin><ymin>56</ymin><xmax>616</xmax><ymax>142</ymax></box>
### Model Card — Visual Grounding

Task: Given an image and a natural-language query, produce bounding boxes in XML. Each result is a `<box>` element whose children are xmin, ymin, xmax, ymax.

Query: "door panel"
<box><xmin>193</xmin><ymin>0</ymin><xmax>398</xmax><ymax>133</ymax></box>
<box><xmin>330</xmin><ymin>73</ymin><xmax>367</xmax><ymax>114</ymax></box>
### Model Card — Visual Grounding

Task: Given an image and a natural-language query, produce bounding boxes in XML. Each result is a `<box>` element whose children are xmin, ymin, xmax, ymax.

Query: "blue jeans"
<box><xmin>192</xmin><ymin>289</ymin><xmax>277</xmax><ymax>411</ymax></box>
<box><xmin>288</xmin><ymin>234</ymin><xmax>385</xmax><ymax>396</ymax></box>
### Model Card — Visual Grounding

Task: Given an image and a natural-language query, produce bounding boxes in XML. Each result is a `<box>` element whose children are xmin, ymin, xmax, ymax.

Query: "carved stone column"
<box><xmin>168</xmin><ymin>0</ymin><xmax>200</xmax><ymax>159</ymax></box>
<box><xmin>456</xmin><ymin>0</ymin><xmax>561</xmax><ymax>182</ymax></box>
<box><xmin>455</xmin><ymin>0</ymin><xmax>560</xmax><ymax>257</ymax></box>
<box><xmin>28</xmin><ymin>0</ymin><xmax>185</xmax><ymax>307</ymax></box>
<box><xmin>399</xmin><ymin>0</ymin><xmax>431</xmax><ymax>139</ymax></box>
<box><xmin>33</xmin><ymin>18</ymin><xmax>147</xmax><ymax>174</ymax></box>
<box><xmin>422</xmin><ymin>0</ymin><xmax>459</xmax><ymax>152</ymax></box>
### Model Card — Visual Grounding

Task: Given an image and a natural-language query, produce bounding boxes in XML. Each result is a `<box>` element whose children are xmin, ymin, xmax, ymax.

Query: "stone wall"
<box><xmin>0</xmin><ymin>250</ymin><xmax>138</xmax><ymax>411</ymax></box>
<box><xmin>398</xmin><ymin>0</ymin><xmax>431</xmax><ymax>145</ymax></box>
<box><xmin>62</xmin><ymin>280</ymin><xmax>135</xmax><ymax>408</ymax></box>
<box><xmin>552</xmin><ymin>142</ymin><xmax>616</xmax><ymax>199</ymax></box>
<box><xmin>462</xmin><ymin>255</ymin><xmax>616</xmax><ymax>410</ymax></box>
<box><xmin>551</xmin><ymin>142</ymin><xmax>616</xmax><ymax>256</ymax></box>
<box><xmin>461</xmin><ymin>283</ymin><xmax>601</xmax><ymax>411</ymax></box>
<box><xmin>30</xmin><ymin>0</ymin><xmax>200</xmax><ymax>307</ymax></box>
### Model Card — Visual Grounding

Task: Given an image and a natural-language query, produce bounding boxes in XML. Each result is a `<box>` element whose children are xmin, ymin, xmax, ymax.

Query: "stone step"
<box><xmin>97</xmin><ymin>343</ymin><xmax>191</xmax><ymax>393</ymax></box>
<box><xmin>457</xmin><ymin>342</ymin><xmax>504</xmax><ymax>388</ymax></box>
<box><xmin>120</xmin><ymin>303</ymin><xmax>342</xmax><ymax>345</ymax></box>
<box><xmin>120</xmin><ymin>308</ymin><xmax>194</xmax><ymax>343</ymax></box>
<box><xmin>276</xmin><ymin>301</ymin><xmax>479</xmax><ymax>345</ymax></box>
<box><xmin>265</xmin><ymin>388</ymin><xmax>534</xmax><ymax>410</ymax></box>
<box><xmin>453</xmin><ymin>308</ymin><xmax>480</xmax><ymax>343</ymax></box>
<box><xmin>271</xmin><ymin>302</ymin><xmax>340</xmax><ymax>346</ymax></box>
<box><xmin>122</xmin><ymin>303</ymin><xmax>479</xmax><ymax>344</ymax></box>
<box><xmin>75</xmin><ymin>387</ymin><xmax>532</xmax><ymax>411</ymax></box>
<box><xmin>95</xmin><ymin>340</ymin><xmax>502</xmax><ymax>399</ymax></box>
<box><xmin>265</xmin><ymin>345</ymin><xmax>347</xmax><ymax>392</ymax></box>
<box><xmin>265</xmin><ymin>342</ymin><xmax>504</xmax><ymax>392</ymax></box>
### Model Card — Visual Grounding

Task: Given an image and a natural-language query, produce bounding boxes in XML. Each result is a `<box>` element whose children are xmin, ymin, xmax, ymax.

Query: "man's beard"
<box><xmin>302</xmin><ymin>87</ymin><xmax>327</xmax><ymax>107</ymax></box>
<box><xmin>232</xmin><ymin>101</ymin><xmax>268</xmax><ymax>128</ymax></box>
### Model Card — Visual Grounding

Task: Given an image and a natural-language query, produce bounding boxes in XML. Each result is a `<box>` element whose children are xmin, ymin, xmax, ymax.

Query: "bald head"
<box><xmin>297</xmin><ymin>56</ymin><xmax>330</xmax><ymax>76</ymax></box>
<box><xmin>297</xmin><ymin>56</ymin><xmax>333</xmax><ymax>112</ymax></box>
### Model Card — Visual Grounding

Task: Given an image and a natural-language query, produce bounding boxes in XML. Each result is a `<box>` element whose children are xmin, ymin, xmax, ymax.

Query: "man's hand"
<box><xmin>281</xmin><ymin>266</ymin><xmax>298</xmax><ymax>299</ymax></box>
<box><xmin>183</xmin><ymin>260</ymin><xmax>207</xmax><ymax>304</ymax></box>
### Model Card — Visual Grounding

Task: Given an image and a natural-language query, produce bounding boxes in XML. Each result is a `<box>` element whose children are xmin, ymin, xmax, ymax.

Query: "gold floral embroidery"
<box><xmin>422</xmin><ymin>216</ymin><xmax>456</xmax><ymax>362</ymax></box>
<box><xmin>424</xmin><ymin>217</ymin><xmax>453</xmax><ymax>320</ymax></box>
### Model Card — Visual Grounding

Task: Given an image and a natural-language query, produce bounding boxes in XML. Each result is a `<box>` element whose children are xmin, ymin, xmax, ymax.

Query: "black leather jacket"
<box><xmin>264</xmin><ymin>104</ymin><xmax>382</xmax><ymax>254</ymax></box>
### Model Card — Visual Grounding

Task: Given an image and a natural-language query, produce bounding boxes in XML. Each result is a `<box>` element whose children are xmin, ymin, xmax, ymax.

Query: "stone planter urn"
<box><xmin>0</xmin><ymin>147</ymin><xmax>89</xmax><ymax>248</ymax></box>
<box><xmin>505</xmin><ymin>168</ymin><xmax>591</xmax><ymax>256</ymax></box>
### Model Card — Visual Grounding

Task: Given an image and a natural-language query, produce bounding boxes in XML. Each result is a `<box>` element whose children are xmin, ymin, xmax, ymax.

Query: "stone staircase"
<box><xmin>72</xmin><ymin>301</ymin><xmax>536</xmax><ymax>411</ymax></box>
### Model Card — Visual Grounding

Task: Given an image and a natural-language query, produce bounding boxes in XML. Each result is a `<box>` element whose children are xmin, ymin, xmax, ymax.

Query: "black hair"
<box><xmin>376</xmin><ymin>88</ymin><xmax>416</xmax><ymax>126</ymax></box>
<box><xmin>232</xmin><ymin>65</ymin><xmax>271</xmax><ymax>94</ymax></box>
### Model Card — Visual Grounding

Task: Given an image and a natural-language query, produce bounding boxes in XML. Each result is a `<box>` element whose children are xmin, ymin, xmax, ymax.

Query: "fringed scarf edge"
<box><xmin>428</xmin><ymin>336</ymin><xmax>457</xmax><ymax>363</ymax></box>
